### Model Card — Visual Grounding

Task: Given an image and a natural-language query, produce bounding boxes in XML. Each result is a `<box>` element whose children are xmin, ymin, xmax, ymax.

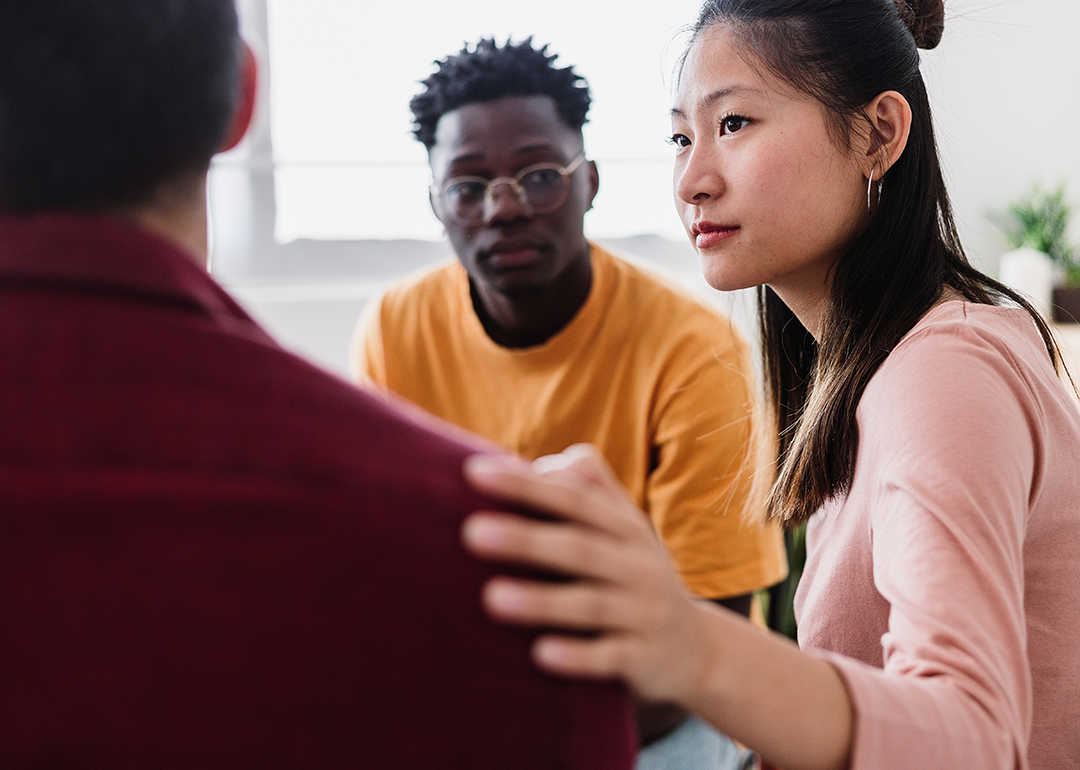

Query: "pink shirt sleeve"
<box><xmin>800</xmin><ymin>307</ymin><xmax>1060</xmax><ymax>769</ymax></box>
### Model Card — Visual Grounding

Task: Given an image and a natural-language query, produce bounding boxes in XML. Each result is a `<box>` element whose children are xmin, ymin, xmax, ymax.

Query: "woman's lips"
<box><xmin>693</xmin><ymin>223</ymin><xmax>739</xmax><ymax>250</ymax></box>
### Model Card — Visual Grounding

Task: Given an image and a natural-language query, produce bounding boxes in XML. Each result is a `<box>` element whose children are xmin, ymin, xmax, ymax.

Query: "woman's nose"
<box><xmin>674</xmin><ymin>144</ymin><xmax>724</xmax><ymax>206</ymax></box>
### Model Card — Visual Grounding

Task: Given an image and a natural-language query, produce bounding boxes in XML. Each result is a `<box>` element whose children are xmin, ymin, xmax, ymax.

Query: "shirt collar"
<box><xmin>0</xmin><ymin>211</ymin><xmax>264</xmax><ymax>333</ymax></box>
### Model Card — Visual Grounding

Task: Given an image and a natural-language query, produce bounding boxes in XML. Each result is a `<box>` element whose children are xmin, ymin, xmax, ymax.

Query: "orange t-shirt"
<box><xmin>353</xmin><ymin>243</ymin><xmax>786</xmax><ymax>598</ymax></box>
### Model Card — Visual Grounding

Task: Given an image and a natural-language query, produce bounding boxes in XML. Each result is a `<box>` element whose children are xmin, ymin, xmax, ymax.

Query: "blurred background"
<box><xmin>209</xmin><ymin>0</ymin><xmax>1080</xmax><ymax>376</ymax></box>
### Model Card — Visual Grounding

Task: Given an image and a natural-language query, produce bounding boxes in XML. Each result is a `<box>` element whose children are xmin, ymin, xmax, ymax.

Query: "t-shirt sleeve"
<box><xmin>818</xmin><ymin>322</ymin><xmax>1036</xmax><ymax>769</ymax></box>
<box><xmin>646</xmin><ymin>317</ymin><xmax>787</xmax><ymax>600</ymax></box>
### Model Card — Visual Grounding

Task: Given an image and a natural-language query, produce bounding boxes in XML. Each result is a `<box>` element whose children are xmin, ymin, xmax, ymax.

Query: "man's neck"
<box><xmin>470</xmin><ymin>246</ymin><xmax>593</xmax><ymax>349</ymax></box>
<box><xmin>116</xmin><ymin>172</ymin><xmax>210</xmax><ymax>270</ymax></box>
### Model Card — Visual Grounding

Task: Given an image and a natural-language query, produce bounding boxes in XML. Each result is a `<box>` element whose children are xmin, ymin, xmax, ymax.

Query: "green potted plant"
<box><xmin>992</xmin><ymin>183</ymin><xmax>1080</xmax><ymax>324</ymax></box>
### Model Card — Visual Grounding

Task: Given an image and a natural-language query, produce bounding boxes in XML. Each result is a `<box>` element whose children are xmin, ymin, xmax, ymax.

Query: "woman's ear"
<box><xmin>219</xmin><ymin>41</ymin><xmax>258</xmax><ymax>153</ymax></box>
<box><xmin>862</xmin><ymin>90</ymin><xmax>912</xmax><ymax>177</ymax></box>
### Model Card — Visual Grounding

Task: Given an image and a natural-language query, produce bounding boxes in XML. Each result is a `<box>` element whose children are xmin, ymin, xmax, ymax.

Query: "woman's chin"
<box><xmin>697</xmin><ymin>261</ymin><xmax>756</xmax><ymax>293</ymax></box>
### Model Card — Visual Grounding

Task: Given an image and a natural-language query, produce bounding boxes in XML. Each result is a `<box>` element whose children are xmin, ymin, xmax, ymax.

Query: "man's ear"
<box><xmin>862</xmin><ymin>90</ymin><xmax>911</xmax><ymax>178</ymax></box>
<box><xmin>219</xmin><ymin>41</ymin><xmax>258</xmax><ymax>153</ymax></box>
<box><xmin>585</xmin><ymin>159</ymin><xmax>599</xmax><ymax>211</ymax></box>
<box><xmin>428</xmin><ymin>189</ymin><xmax>442</xmax><ymax>224</ymax></box>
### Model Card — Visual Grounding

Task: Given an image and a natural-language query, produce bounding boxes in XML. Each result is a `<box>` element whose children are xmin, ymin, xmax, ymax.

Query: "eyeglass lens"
<box><xmin>442</xmin><ymin>165</ymin><xmax>569</xmax><ymax>223</ymax></box>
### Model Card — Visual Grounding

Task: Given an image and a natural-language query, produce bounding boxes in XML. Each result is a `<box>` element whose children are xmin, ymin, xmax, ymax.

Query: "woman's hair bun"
<box><xmin>894</xmin><ymin>0</ymin><xmax>945</xmax><ymax>49</ymax></box>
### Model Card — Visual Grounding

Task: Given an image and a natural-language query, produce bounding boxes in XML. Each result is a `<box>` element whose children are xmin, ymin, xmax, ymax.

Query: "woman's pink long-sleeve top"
<box><xmin>796</xmin><ymin>302</ymin><xmax>1080</xmax><ymax>769</ymax></box>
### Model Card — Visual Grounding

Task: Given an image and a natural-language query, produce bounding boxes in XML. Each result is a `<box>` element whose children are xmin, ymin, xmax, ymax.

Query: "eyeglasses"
<box><xmin>430</xmin><ymin>153</ymin><xmax>586</xmax><ymax>226</ymax></box>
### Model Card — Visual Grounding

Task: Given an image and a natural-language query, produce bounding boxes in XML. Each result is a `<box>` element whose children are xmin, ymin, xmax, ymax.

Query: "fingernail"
<box><xmin>484</xmin><ymin>579</ymin><xmax>524</xmax><ymax>614</ymax></box>
<box><xmin>463</xmin><ymin>454</ymin><xmax>501</xmax><ymax>479</ymax></box>
<box><xmin>461</xmin><ymin>515</ymin><xmax>498</xmax><ymax>551</ymax></box>
<box><xmin>533</xmin><ymin>637</ymin><xmax>568</xmax><ymax>669</ymax></box>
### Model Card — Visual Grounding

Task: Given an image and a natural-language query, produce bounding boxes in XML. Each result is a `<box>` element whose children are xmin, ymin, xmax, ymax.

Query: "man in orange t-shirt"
<box><xmin>352</xmin><ymin>38</ymin><xmax>786</xmax><ymax>766</ymax></box>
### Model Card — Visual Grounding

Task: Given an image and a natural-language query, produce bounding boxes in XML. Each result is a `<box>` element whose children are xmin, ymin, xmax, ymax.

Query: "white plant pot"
<box><xmin>999</xmin><ymin>247</ymin><xmax>1054</xmax><ymax>320</ymax></box>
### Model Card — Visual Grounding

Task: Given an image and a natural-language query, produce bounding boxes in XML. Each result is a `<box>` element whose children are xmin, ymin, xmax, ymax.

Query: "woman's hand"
<box><xmin>460</xmin><ymin>444</ymin><xmax>716</xmax><ymax>706</ymax></box>
<box><xmin>462</xmin><ymin>444</ymin><xmax>855</xmax><ymax>770</ymax></box>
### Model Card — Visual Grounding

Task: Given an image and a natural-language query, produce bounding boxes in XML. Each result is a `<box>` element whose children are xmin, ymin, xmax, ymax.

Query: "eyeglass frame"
<box><xmin>429</xmin><ymin>152</ymin><xmax>587</xmax><ymax>226</ymax></box>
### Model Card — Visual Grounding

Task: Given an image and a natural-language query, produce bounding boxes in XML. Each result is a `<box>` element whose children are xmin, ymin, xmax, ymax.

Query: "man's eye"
<box><xmin>447</xmin><ymin>181</ymin><xmax>486</xmax><ymax>201</ymax></box>
<box><xmin>720</xmin><ymin>115</ymin><xmax>750</xmax><ymax>135</ymax></box>
<box><xmin>521</xmin><ymin>168</ymin><xmax>561</xmax><ymax>189</ymax></box>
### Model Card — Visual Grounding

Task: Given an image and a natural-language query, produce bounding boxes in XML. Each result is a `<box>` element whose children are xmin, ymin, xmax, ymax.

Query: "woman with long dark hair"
<box><xmin>458</xmin><ymin>1</ymin><xmax>1080</xmax><ymax>768</ymax></box>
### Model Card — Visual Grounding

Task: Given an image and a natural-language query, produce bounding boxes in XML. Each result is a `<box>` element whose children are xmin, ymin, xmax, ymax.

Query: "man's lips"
<box><xmin>692</xmin><ymin>222</ymin><xmax>739</xmax><ymax>249</ymax></box>
<box><xmin>485</xmin><ymin>241</ymin><xmax>545</xmax><ymax>268</ymax></box>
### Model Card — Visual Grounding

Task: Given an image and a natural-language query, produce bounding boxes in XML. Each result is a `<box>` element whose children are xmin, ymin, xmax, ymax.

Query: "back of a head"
<box><xmin>410</xmin><ymin>37</ymin><xmax>592</xmax><ymax>150</ymax></box>
<box><xmin>0</xmin><ymin>0</ymin><xmax>242</xmax><ymax>212</ymax></box>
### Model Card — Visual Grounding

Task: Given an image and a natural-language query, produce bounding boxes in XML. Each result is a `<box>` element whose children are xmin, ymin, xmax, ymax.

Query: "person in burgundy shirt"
<box><xmin>0</xmin><ymin>2</ymin><xmax>635</xmax><ymax>767</ymax></box>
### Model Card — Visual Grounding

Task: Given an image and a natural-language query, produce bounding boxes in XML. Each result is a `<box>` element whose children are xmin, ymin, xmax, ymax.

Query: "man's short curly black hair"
<box><xmin>410</xmin><ymin>37</ymin><xmax>591</xmax><ymax>150</ymax></box>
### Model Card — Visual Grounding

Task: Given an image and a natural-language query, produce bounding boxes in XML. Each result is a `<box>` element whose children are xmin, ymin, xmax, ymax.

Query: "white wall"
<box><xmin>923</xmin><ymin>0</ymin><xmax>1080</xmax><ymax>273</ymax></box>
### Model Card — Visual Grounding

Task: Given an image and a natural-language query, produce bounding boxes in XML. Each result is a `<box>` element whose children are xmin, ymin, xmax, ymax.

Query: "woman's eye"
<box><xmin>720</xmin><ymin>115</ymin><xmax>750</xmax><ymax>135</ymax></box>
<box><xmin>666</xmin><ymin>134</ymin><xmax>691</xmax><ymax>149</ymax></box>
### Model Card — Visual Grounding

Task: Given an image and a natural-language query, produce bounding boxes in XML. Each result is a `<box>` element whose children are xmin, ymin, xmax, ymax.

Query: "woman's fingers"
<box><xmin>481</xmin><ymin>575</ymin><xmax>634</xmax><ymax>632</ymax></box>
<box><xmin>532</xmin><ymin>634</ymin><xmax>633</xmax><ymax>681</ymax></box>
<box><xmin>464</xmin><ymin>452</ymin><xmax>652</xmax><ymax>541</ymax></box>
<box><xmin>489</xmin><ymin>580</ymin><xmax>716</xmax><ymax>705</ymax></box>
<box><xmin>481</xmin><ymin>577</ymin><xmax>687</xmax><ymax>694</ymax></box>
<box><xmin>461</xmin><ymin>447</ymin><xmax>715</xmax><ymax>705</ymax></box>
<box><xmin>533</xmin><ymin>444</ymin><xmax>629</xmax><ymax>497</ymax></box>
<box><xmin>462</xmin><ymin>511</ymin><xmax>647</xmax><ymax>586</ymax></box>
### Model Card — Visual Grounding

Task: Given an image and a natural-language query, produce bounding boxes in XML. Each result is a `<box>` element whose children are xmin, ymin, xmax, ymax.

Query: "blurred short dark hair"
<box><xmin>0</xmin><ymin>0</ymin><xmax>242</xmax><ymax>212</ymax></box>
<box><xmin>410</xmin><ymin>37</ymin><xmax>590</xmax><ymax>150</ymax></box>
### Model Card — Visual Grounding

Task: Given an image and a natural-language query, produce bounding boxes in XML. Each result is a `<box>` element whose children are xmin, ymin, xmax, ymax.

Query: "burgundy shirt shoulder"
<box><xmin>0</xmin><ymin>213</ymin><xmax>635</xmax><ymax>769</ymax></box>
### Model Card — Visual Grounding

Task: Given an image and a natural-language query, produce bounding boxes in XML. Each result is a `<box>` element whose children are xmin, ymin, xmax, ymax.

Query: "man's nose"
<box><xmin>483</xmin><ymin>180</ymin><xmax>531</xmax><ymax>223</ymax></box>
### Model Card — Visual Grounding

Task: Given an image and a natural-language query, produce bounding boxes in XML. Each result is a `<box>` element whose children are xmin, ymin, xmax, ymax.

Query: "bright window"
<box><xmin>263</xmin><ymin>0</ymin><xmax>705</xmax><ymax>242</ymax></box>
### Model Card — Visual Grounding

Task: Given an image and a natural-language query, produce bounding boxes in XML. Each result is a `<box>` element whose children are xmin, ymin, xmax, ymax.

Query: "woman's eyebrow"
<box><xmin>671</xmin><ymin>85</ymin><xmax>763</xmax><ymax>118</ymax></box>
